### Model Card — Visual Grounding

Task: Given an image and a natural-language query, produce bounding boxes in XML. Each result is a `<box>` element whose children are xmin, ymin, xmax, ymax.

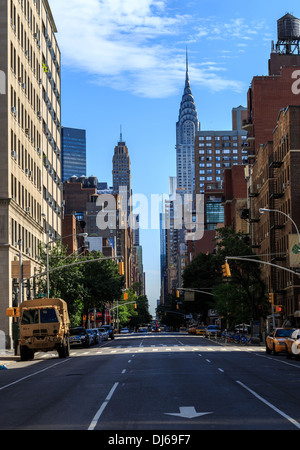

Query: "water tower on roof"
<box><xmin>274</xmin><ymin>13</ymin><xmax>300</xmax><ymax>54</ymax></box>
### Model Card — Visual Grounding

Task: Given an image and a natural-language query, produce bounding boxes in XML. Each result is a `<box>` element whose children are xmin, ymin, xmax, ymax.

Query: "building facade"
<box><xmin>61</xmin><ymin>126</ymin><xmax>86</xmax><ymax>182</ymax></box>
<box><xmin>0</xmin><ymin>0</ymin><xmax>62</xmax><ymax>348</ymax></box>
<box><xmin>194</xmin><ymin>107</ymin><xmax>248</xmax><ymax>230</ymax></box>
<box><xmin>250</xmin><ymin>106</ymin><xmax>300</xmax><ymax>326</ymax></box>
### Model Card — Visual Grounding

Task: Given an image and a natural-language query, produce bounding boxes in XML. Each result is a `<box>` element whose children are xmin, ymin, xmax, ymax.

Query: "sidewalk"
<box><xmin>0</xmin><ymin>350</ymin><xmax>19</xmax><ymax>369</ymax></box>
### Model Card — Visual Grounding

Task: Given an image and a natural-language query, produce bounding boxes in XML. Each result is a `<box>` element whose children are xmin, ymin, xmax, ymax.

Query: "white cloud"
<box><xmin>49</xmin><ymin>0</ymin><xmax>244</xmax><ymax>98</ymax></box>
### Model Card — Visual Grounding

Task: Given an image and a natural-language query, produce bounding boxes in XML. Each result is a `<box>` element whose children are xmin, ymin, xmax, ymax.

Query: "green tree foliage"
<box><xmin>182</xmin><ymin>227</ymin><xmax>269</xmax><ymax>328</ymax></box>
<box><xmin>37</xmin><ymin>243</ymin><xmax>124</xmax><ymax>326</ymax></box>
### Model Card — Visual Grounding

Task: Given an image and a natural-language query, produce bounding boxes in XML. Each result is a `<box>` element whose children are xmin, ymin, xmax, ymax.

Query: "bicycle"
<box><xmin>240</xmin><ymin>335</ymin><xmax>253</xmax><ymax>345</ymax></box>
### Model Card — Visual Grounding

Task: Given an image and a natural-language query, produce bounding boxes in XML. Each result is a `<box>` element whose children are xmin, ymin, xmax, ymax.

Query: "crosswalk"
<box><xmin>35</xmin><ymin>341</ymin><xmax>264</xmax><ymax>360</ymax></box>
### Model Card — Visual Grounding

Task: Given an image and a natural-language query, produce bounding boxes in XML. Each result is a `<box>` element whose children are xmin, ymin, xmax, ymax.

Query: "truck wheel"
<box><xmin>20</xmin><ymin>346</ymin><xmax>34</xmax><ymax>361</ymax></box>
<box><xmin>58</xmin><ymin>336</ymin><xmax>68</xmax><ymax>358</ymax></box>
<box><xmin>20</xmin><ymin>346</ymin><xmax>29</xmax><ymax>361</ymax></box>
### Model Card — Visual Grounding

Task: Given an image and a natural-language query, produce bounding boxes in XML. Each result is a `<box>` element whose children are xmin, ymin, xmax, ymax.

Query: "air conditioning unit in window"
<box><xmin>11</xmin><ymin>106</ymin><xmax>17</xmax><ymax>116</ymax></box>
<box><xmin>26</xmin><ymin>207</ymin><xmax>31</xmax><ymax>213</ymax></box>
<box><xmin>11</xmin><ymin>150</ymin><xmax>17</xmax><ymax>159</ymax></box>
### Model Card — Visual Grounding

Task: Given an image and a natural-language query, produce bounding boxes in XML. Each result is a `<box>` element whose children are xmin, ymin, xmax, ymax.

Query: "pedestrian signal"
<box><xmin>6</xmin><ymin>307</ymin><xmax>19</xmax><ymax>317</ymax></box>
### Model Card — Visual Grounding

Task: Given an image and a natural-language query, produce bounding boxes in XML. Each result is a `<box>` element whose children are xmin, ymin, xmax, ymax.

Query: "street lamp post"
<box><xmin>259</xmin><ymin>208</ymin><xmax>300</xmax><ymax>245</ymax></box>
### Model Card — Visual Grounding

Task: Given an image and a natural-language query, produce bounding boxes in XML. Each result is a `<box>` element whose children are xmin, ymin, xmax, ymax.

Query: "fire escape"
<box><xmin>269</xmin><ymin>153</ymin><xmax>285</xmax><ymax>295</ymax></box>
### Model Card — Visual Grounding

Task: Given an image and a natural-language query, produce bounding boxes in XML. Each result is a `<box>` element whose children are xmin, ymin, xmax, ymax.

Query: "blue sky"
<box><xmin>49</xmin><ymin>0</ymin><xmax>300</xmax><ymax>315</ymax></box>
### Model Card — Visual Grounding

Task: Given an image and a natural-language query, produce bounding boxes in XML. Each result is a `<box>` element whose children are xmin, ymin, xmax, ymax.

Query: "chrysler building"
<box><xmin>176</xmin><ymin>51</ymin><xmax>200</xmax><ymax>195</ymax></box>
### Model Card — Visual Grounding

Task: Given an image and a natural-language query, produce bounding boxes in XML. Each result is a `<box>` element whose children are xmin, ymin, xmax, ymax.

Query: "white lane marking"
<box><xmin>236</xmin><ymin>380</ymin><xmax>300</xmax><ymax>429</ymax></box>
<box><xmin>88</xmin><ymin>382</ymin><xmax>119</xmax><ymax>430</ymax></box>
<box><xmin>0</xmin><ymin>359</ymin><xmax>70</xmax><ymax>392</ymax></box>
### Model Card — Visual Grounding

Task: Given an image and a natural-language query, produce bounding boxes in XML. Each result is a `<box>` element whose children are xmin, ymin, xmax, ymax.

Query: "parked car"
<box><xmin>100</xmin><ymin>324</ymin><xmax>114</xmax><ymax>340</ymax></box>
<box><xmin>188</xmin><ymin>325</ymin><xmax>196</xmax><ymax>335</ymax></box>
<box><xmin>98</xmin><ymin>327</ymin><xmax>109</xmax><ymax>341</ymax></box>
<box><xmin>266</xmin><ymin>328</ymin><xmax>295</xmax><ymax>355</ymax></box>
<box><xmin>205</xmin><ymin>325</ymin><xmax>221</xmax><ymax>337</ymax></box>
<box><xmin>196</xmin><ymin>326</ymin><xmax>207</xmax><ymax>336</ymax></box>
<box><xmin>120</xmin><ymin>327</ymin><xmax>129</xmax><ymax>334</ymax></box>
<box><xmin>286</xmin><ymin>329</ymin><xmax>300</xmax><ymax>359</ymax></box>
<box><xmin>69</xmin><ymin>327</ymin><xmax>92</xmax><ymax>348</ymax></box>
<box><xmin>87</xmin><ymin>328</ymin><xmax>101</xmax><ymax>344</ymax></box>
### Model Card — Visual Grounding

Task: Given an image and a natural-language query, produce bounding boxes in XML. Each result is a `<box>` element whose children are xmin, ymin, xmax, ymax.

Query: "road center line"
<box><xmin>236</xmin><ymin>380</ymin><xmax>300</xmax><ymax>429</ymax></box>
<box><xmin>88</xmin><ymin>382</ymin><xmax>119</xmax><ymax>431</ymax></box>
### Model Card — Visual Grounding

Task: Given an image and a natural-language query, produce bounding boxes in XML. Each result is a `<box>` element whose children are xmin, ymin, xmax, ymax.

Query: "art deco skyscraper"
<box><xmin>0</xmin><ymin>0</ymin><xmax>62</xmax><ymax>348</ymax></box>
<box><xmin>176</xmin><ymin>51</ymin><xmax>200</xmax><ymax>195</ymax></box>
<box><xmin>112</xmin><ymin>131</ymin><xmax>132</xmax><ymax>221</ymax></box>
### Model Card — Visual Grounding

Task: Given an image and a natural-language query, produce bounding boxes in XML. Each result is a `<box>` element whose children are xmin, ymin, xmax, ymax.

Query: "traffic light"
<box><xmin>134</xmin><ymin>303</ymin><xmax>137</xmax><ymax>310</ymax></box>
<box><xmin>222</xmin><ymin>262</ymin><xmax>231</xmax><ymax>277</ymax></box>
<box><xmin>268</xmin><ymin>293</ymin><xmax>274</xmax><ymax>305</ymax></box>
<box><xmin>119</xmin><ymin>262</ymin><xmax>124</xmax><ymax>275</ymax></box>
<box><xmin>176</xmin><ymin>290</ymin><xmax>180</xmax><ymax>298</ymax></box>
<box><xmin>123</xmin><ymin>292</ymin><xmax>128</xmax><ymax>300</ymax></box>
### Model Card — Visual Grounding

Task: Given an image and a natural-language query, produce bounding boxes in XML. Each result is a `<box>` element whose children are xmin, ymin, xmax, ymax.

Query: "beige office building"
<box><xmin>0</xmin><ymin>0</ymin><xmax>62</xmax><ymax>348</ymax></box>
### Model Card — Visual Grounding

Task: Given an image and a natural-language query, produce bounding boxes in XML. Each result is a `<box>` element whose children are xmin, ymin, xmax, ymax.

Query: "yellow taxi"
<box><xmin>188</xmin><ymin>325</ymin><xmax>196</xmax><ymax>335</ymax></box>
<box><xmin>196</xmin><ymin>326</ymin><xmax>207</xmax><ymax>336</ymax></box>
<box><xmin>286</xmin><ymin>329</ymin><xmax>300</xmax><ymax>359</ymax></box>
<box><xmin>266</xmin><ymin>328</ymin><xmax>295</xmax><ymax>355</ymax></box>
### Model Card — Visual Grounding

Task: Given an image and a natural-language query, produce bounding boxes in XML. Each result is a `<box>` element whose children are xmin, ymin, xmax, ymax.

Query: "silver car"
<box><xmin>98</xmin><ymin>327</ymin><xmax>109</xmax><ymax>341</ymax></box>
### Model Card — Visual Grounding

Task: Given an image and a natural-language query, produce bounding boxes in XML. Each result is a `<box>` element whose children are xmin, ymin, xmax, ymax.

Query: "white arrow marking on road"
<box><xmin>165</xmin><ymin>407</ymin><xmax>213</xmax><ymax>419</ymax></box>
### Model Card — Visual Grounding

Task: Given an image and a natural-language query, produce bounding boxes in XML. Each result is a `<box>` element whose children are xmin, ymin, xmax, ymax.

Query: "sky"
<box><xmin>49</xmin><ymin>0</ymin><xmax>300</xmax><ymax>316</ymax></box>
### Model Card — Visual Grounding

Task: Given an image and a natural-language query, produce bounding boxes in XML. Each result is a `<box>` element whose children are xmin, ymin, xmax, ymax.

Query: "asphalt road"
<box><xmin>0</xmin><ymin>333</ymin><xmax>300</xmax><ymax>433</ymax></box>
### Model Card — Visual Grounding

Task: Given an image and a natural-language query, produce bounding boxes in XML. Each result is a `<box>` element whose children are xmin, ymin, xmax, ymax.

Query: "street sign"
<box><xmin>184</xmin><ymin>292</ymin><xmax>195</xmax><ymax>302</ymax></box>
<box><xmin>292</xmin><ymin>244</ymin><xmax>300</xmax><ymax>254</ymax></box>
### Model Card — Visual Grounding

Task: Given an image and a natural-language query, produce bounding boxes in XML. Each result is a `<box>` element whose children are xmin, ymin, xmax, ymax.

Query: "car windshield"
<box><xmin>70</xmin><ymin>329</ymin><xmax>85</xmax><ymax>336</ymax></box>
<box><xmin>275</xmin><ymin>329</ymin><xmax>293</xmax><ymax>337</ymax></box>
<box><xmin>40</xmin><ymin>308</ymin><xmax>58</xmax><ymax>323</ymax></box>
<box><xmin>21</xmin><ymin>309</ymin><xmax>39</xmax><ymax>325</ymax></box>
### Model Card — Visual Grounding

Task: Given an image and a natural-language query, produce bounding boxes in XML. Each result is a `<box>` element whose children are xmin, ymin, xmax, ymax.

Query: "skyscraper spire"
<box><xmin>186</xmin><ymin>47</ymin><xmax>189</xmax><ymax>78</ymax></box>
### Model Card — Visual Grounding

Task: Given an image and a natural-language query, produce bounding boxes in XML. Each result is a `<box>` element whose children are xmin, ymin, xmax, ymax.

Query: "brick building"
<box><xmin>250</xmin><ymin>106</ymin><xmax>300</xmax><ymax>326</ymax></box>
<box><xmin>222</xmin><ymin>165</ymin><xmax>248</xmax><ymax>233</ymax></box>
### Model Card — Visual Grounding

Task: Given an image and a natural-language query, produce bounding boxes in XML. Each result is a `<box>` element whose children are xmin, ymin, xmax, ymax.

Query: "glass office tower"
<box><xmin>62</xmin><ymin>127</ymin><xmax>86</xmax><ymax>181</ymax></box>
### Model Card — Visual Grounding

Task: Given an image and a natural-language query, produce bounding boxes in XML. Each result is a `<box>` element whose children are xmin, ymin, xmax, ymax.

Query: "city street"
<box><xmin>0</xmin><ymin>333</ymin><xmax>300</xmax><ymax>432</ymax></box>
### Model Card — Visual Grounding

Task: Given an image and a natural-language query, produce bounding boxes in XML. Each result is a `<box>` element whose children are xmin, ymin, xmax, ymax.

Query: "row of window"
<box><xmin>11</xmin><ymin>173</ymin><xmax>42</xmax><ymax>223</ymax></box>
<box><xmin>11</xmin><ymin>217</ymin><xmax>42</xmax><ymax>261</ymax></box>
<box><xmin>11</xmin><ymin>128</ymin><xmax>42</xmax><ymax>191</ymax></box>
<box><xmin>198</xmin><ymin>135</ymin><xmax>247</xmax><ymax>141</ymax></box>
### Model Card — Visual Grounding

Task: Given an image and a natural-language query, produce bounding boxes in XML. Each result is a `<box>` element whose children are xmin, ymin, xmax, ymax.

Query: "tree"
<box><xmin>214</xmin><ymin>227</ymin><xmax>268</xmax><ymax>325</ymax></box>
<box><xmin>37</xmin><ymin>243</ymin><xmax>124</xmax><ymax>326</ymax></box>
<box><xmin>182</xmin><ymin>252</ymin><xmax>221</xmax><ymax>323</ymax></box>
<box><xmin>182</xmin><ymin>227</ymin><xmax>269</xmax><ymax>328</ymax></box>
